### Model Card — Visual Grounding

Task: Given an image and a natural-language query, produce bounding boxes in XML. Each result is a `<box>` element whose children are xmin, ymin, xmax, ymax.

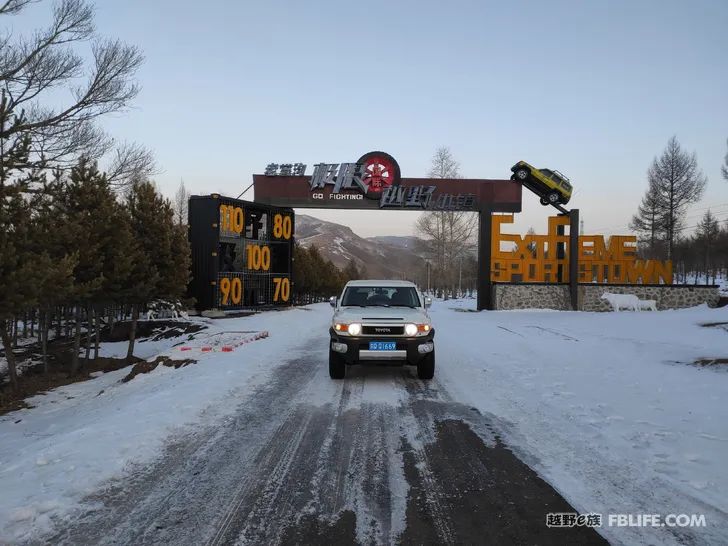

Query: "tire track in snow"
<box><xmin>49</xmin><ymin>343</ymin><xmax>607</xmax><ymax>546</ymax></box>
<box><xmin>48</xmin><ymin>342</ymin><xmax>324</xmax><ymax>546</ymax></box>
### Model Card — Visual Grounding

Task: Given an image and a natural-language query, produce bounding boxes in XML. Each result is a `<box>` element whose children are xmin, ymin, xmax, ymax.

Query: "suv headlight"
<box><xmin>407</xmin><ymin>323</ymin><xmax>431</xmax><ymax>336</ymax></box>
<box><xmin>347</xmin><ymin>323</ymin><xmax>362</xmax><ymax>336</ymax></box>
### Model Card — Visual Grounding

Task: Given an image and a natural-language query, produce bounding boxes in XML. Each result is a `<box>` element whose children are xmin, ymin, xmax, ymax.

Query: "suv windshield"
<box><xmin>341</xmin><ymin>286</ymin><xmax>421</xmax><ymax>308</ymax></box>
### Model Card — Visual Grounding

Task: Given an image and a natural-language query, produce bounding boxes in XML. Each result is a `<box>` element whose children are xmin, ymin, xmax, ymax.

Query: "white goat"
<box><xmin>600</xmin><ymin>293</ymin><xmax>639</xmax><ymax>312</ymax></box>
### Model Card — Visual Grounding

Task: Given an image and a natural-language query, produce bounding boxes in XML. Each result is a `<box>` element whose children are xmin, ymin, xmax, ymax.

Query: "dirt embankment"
<box><xmin>1</xmin><ymin>320</ymin><xmax>205</xmax><ymax>415</ymax></box>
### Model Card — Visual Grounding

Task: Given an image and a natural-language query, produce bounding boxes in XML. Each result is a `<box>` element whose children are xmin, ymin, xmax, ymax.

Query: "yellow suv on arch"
<box><xmin>510</xmin><ymin>160</ymin><xmax>573</xmax><ymax>206</ymax></box>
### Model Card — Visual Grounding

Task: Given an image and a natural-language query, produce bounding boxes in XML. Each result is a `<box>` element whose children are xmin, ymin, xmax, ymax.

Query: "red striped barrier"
<box><xmin>176</xmin><ymin>331</ymin><xmax>270</xmax><ymax>354</ymax></box>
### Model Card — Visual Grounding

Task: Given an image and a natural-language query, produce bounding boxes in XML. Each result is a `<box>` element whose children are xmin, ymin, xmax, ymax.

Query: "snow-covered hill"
<box><xmin>295</xmin><ymin>214</ymin><xmax>426</xmax><ymax>279</ymax></box>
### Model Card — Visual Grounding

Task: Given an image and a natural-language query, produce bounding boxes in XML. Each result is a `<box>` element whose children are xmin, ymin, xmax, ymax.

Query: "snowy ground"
<box><xmin>434</xmin><ymin>299</ymin><xmax>728</xmax><ymax>544</ymax></box>
<box><xmin>680</xmin><ymin>272</ymin><xmax>728</xmax><ymax>294</ymax></box>
<box><xmin>0</xmin><ymin>307</ymin><xmax>331</xmax><ymax>543</ymax></box>
<box><xmin>0</xmin><ymin>301</ymin><xmax>727</xmax><ymax>544</ymax></box>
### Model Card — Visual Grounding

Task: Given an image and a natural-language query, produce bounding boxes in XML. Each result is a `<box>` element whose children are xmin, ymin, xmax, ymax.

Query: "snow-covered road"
<box><xmin>1</xmin><ymin>301</ymin><xmax>727</xmax><ymax>545</ymax></box>
<box><xmin>43</xmin><ymin>335</ymin><xmax>604</xmax><ymax>546</ymax></box>
<box><xmin>432</xmin><ymin>300</ymin><xmax>728</xmax><ymax>545</ymax></box>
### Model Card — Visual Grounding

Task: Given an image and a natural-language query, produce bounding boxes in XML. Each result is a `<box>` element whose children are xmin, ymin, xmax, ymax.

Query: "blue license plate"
<box><xmin>369</xmin><ymin>341</ymin><xmax>397</xmax><ymax>351</ymax></box>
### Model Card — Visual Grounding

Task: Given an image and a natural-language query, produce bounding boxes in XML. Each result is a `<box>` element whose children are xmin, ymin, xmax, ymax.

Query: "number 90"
<box><xmin>219</xmin><ymin>277</ymin><xmax>242</xmax><ymax>305</ymax></box>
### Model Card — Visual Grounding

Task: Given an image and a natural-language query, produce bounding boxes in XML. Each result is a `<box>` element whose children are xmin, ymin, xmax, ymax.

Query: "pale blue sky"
<box><xmin>9</xmin><ymin>0</ymin><xmax>728</xmax><ymax>237</ymax></box>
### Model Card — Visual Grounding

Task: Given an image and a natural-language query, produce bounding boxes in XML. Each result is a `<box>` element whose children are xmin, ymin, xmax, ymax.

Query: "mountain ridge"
<box><xmin>295</xmin><ymin>214</ymin><xmax>426</xmax><ymax>280</ymax></box>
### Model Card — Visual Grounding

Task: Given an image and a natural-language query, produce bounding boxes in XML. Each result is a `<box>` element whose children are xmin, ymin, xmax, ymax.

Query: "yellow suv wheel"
<box><xmin>514</xmin><ymin>167</ymin><xmax>530</xmax><ymax>181</ymax></box>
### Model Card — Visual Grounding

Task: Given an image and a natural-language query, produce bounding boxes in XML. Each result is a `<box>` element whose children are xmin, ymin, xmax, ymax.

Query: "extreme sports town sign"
<box><xmin>253</xmin><ymin>151</ymin><xmax>522</xmax><ymax>212</ymax></box>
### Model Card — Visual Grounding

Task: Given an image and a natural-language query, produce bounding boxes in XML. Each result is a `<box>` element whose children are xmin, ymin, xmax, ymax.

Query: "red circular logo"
<box><xmin>357</xmin><ymin>151</ymin><xmax>401</xmax><ymax>198</ymax></box>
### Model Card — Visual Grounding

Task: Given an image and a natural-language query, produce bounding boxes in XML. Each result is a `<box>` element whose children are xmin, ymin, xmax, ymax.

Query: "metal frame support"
<box><xmin>556</xmin><ymin>223</ymin><xmax>566</xmax><ymax>282</ymax></box>
<box><xmin>569</xmin><ymin>209</ymin><xmax>580</xmax><ymax>310</ymax></box>
<box><xmin>477</xmin><ymin>210</ymin><xmax>493</xmax><ymax>311</ymax></box>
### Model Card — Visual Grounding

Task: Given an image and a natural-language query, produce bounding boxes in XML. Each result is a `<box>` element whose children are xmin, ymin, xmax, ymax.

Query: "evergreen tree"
<box><xmin>321</xmin><ymin>259</ymin><xmax>343</xmax><ymax>296</ymax></box>
<box><xmin>0</xmin><ymin>111</ymin><xmax>66</xmax><ymax>388</ymax></box>
<box><xmin>0</xmin><ymin>180</ymin><xmax>39</xmax><ymax>389</ymax></box>
<box><xmin>630</xmin><ymin>179</ymin><xmax>664</xmax><ymax>258</ymax></box>
<box><xmin>125</xmin><ymin>180</ymin><xmax>187</xmax><ymax>362</ymax></box>
<box><xmin>28</xmin><ymin>174</ymin><xmax>76</xmax><ymax>371</ymax></box>
<box><xmin>342</xmin><ymin>260</ymin><xmax>362</xmax><ymax>282</ymax></box>
<box><xmin>55</xmin><ymin>159</ymin><xmax>123</xmax><ymax>374</ymax></box>
<box><xmin>305</xmin><ymin>245</ymin><xmax>326</xmax><ymax>296</ymax></box>
<box><xmin>694</xmin><ymin>210</ymin><xmax>721</xmax><ymax>283</ymax></box>
<box><xmin>292</xmin><ymin>243</ymin><xmax>314</xmax><ymax>302</ymax></box>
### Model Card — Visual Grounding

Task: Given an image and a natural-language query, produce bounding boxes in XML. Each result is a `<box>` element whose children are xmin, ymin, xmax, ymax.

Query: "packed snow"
<box><xmin>433</xmin><ymin>299</ymin><xmax>728</xmax><ymax>544</ymax></box>
<box><xmin>0</xmin><ymin>307</ymin><xmax>332</xmax><ymax>543</ymax></box>
<box><xmin>1</xmin><ymin>300</ymin><xmax>727</xmax><ymax>544</ymax></box>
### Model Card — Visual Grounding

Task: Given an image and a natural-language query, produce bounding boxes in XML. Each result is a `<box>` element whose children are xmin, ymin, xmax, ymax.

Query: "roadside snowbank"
<box><xmin>0</xmin><ymin>305</ymin><xmax>332</xmax><ymax>543</ymax></box>
<box><xmin>433</xmin><ymin>299</ymin><xmax>728</xmax><ymax>544</ymax></box>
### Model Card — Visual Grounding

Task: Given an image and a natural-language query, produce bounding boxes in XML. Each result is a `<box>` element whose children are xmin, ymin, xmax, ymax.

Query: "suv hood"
<box><xmin>334</xmin><ymin>306</ymin><xmax>430</xmax><ymax>323</ymax></box>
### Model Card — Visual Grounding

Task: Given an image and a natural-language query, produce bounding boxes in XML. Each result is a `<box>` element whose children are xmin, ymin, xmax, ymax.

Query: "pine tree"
<box><xmin>342</xmin><ymin>260</ymin><xmax>362</xmax><ymax>282</ymax></box>
<box><xmin>629</xmin><ymin>179</ymin><xmax>664</xmax><ymax>258</ymax></box>
<box><xmin>125</xmin><ymin>180</ymin><xmax>187</xmax><ymax>362</ymax></box>
<box><xmin>305</xmin><ymin>245</ymin><xmax>326</xmax><ymax>296</ymax></box>
<box><xmin>28</xmin><ymin>175</ymin><xmax>76</xmax><ymax>372</ymax></box>
<box><xmin>0</xmin><ymin>181</ymin><xmax>38</xmax><ymax>389</ymax></box>
<box><xmin>695</xmin><ymin>210</ymin><xmax>721</xmax><ymax>283</ymax></box>
<box><xmin>56</xmin><ymin>159</ymin><xmax>123</xmax><ymax>374</ymax></box>
<box><xmin>0</xmin><ymin>108</ymin><xmax>50</xmax><ymax>389</ymax></box>
<box><xmin>292</xmin><ymin>243</ymin><xmax>313</xmax><ymax>302</ymax></box>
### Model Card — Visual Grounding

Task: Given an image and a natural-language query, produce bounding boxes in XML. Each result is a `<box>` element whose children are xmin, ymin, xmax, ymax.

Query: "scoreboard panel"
<box><xmin>188</xmin><ymin>194</ymin><xmax>294</xmax><ymax>311</ymax></box>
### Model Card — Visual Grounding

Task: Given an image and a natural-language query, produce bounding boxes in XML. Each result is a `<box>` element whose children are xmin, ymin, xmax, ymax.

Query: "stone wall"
<box><xmin>579</xmin><ymin>284</ymin><xmax>720</xmax><ymax>311</ymax></box>
<box><xmin>492</xmin><ymin>283</ymin><xmax>720</xmax><ymax>311</ymax></box>
<box><xmin>493</xmin><ymin>284</ymin><xmax>571</xmax><ymax>310</ymax></box>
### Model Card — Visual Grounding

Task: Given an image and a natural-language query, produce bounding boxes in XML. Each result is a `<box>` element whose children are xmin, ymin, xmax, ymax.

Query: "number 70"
<box><xmin>273</xmin><ymin>277</ymin><xmax>290</xmax><ymax>302</ymax></box>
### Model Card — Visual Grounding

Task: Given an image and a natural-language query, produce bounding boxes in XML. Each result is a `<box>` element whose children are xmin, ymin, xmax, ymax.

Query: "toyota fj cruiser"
<box><xmin>511</xmin><ymin>160</ymin><xmax>573</xmax><ymax>205</ymax></box>
<box><xmin>328</xmin><ymin>280</ymin><xmax>435</xmax><ymax>380</ymax></box>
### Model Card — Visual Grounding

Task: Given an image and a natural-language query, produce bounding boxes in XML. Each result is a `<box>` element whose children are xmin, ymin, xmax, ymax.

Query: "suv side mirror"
<box><xmin>424</xmin><ymin>296</ymin><xmax>432</xmax><ymax>308</ymax></box>
<box><xmin>329</xmin><ymin>296</ymin><xmax>337</xmax><ymax>308</ymax></box>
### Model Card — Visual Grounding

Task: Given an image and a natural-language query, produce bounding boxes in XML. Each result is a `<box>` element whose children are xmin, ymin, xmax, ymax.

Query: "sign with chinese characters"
<box><xmin>491</xmin><ymin>214</ymin><xmax>672</xmax><ymax>284</ymax></box>
<box><xmin>264</xmin><ymin>163</ymin><xmax>307</xmax><ymax>176</ymax></box>
<box><xmin>253</xmin><ymin>150</ymin><xmax>522</xmax><ymax>212</ymax></box>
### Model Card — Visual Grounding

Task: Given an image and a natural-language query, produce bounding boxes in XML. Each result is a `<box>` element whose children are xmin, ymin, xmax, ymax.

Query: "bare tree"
<box><xmin>415</xmin><ymin>147</ymin><xmax>477</xmax><ymax>297</ymax></box>
<box><xmin>722</xmin><ymin>138</ymin><xmax>728</xmax><ymax>182</ymax></box>
<box><xmin>648</xmin><ymin>136</ymin><xmax>707</xmax><ymax>259</ymax></box>
<box><xmin>0</xmin><ymin>0</ymin><xmax>153</xmax><ymax>187</ymax></box>
<box><xmin>173</xmin><ymin>179</ymin><xmax>190</xmax><ymax>225</ymax></box>
<box><xmin>428</xmin><ymin>146</ymin><xmax>460</xmax><ymax>179</ymax></box>
<box><xmin>106</xmin><ymin>141</ymin><xmax>157</xmax><ymax>188</ymax></box>
<box><xmin>629</xmin><ymin>178</ymin><xmax>664</xmax><ymax>258</ymax></box>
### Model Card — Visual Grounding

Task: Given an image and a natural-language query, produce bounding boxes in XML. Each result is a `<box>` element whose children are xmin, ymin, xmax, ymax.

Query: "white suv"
<box><xmin>328</xmin><ymin>280</ymin><xmax>435</xmax><ymax>380</ymax></box>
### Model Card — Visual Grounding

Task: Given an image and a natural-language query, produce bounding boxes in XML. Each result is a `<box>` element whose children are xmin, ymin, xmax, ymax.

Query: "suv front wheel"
<box><xmin>514</xmin><ymin>168</ymin><xmax>530</xmax><ymax>181</ymax></box>
<box><xmin>417</xmin><ymin>352</ymin><xmax>435</xmax><ymax>380</ymax></box>
<box><xmin>329</xmin><ymin>348</ymin><xmax>345</xmax><ymax>379</ymax></box>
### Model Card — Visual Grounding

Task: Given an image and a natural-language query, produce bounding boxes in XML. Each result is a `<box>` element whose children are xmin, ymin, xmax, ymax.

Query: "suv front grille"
<box><xmin>362</xmin><ymin>325</ymin><xmax>404</xmax><ymax>336</ymax></box>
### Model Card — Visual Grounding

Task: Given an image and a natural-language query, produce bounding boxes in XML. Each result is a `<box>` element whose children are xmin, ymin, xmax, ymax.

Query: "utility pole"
<box><xmin>426</xmin><ymin>261</ymin><xmax>431</xmax><ymax>294</ymax></box>
<box><xmin>458</xmin><ymin>257</ymin><xmax>462</xmax><ymax>297</ymax></box>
